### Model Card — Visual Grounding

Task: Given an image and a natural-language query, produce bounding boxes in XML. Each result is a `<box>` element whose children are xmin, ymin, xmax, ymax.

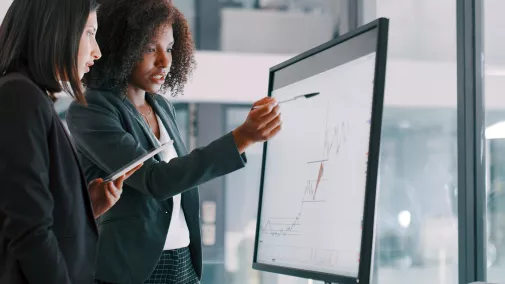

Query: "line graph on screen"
<box><xmin>259</xmin><ymin>104</ymin><xmax>349</xmax><ymax>239</ymax></box>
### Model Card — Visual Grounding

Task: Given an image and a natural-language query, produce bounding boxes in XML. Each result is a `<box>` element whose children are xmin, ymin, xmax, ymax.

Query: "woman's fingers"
<box><xmin>124</xmin><ymin>163</ymin><xmax>143</xmax><ymax>179</ymax></box>
<box><xmin>113</xmin><ymin>174</ymin><xmax>125</xmax><ymax>189</ymax></box>
<box><xmin>107</xmin><ymin>182</ymin><xmax>122</xmax><ymax>200</ymax></box>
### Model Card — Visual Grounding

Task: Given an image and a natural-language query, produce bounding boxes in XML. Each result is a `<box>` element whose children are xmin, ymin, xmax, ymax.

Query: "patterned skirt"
<box><xmin>144</xmin><ymin>247</ymin><xmax>199</xmax><ymax>284</ymax></box>
<box><xmin>94</xmin><ymin>247</ymin><xmax>199</xmax><ymax>284</ymax></box>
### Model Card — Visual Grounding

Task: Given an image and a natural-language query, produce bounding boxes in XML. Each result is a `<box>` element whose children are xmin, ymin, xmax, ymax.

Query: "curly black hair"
<box><xmin>84</xmin><ymin>0</ymin><xmax>195</xmax><ymax>96</ymax></box>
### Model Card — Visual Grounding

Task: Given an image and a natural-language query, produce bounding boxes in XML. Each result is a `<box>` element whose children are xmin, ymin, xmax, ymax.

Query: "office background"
<box><xmin>0</xmin><ymin>0</ymin><xmax>503</xmax><ymax>283</ymax></box>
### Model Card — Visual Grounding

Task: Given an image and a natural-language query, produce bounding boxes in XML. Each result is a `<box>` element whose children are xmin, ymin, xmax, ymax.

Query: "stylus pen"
<box><xmin>251</xmin><ymin>92</ymin><xmax>320</xmax><ymax>110</ymax></box>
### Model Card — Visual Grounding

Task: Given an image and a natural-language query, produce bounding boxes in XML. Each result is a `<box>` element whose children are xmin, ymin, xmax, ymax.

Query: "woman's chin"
<box><xmin>145</xmin><ymin>84</ymin><xmax>162</xmax><ymax>94</ymax></box>
<box><xmin>78</xmin><ymin>70</ymin><xmax>86</xmax><ymax>81</ymax></box>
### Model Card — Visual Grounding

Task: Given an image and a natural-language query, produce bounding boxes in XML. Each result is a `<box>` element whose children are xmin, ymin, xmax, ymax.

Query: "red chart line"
<box><xmin>313</xmin><ymin>162</ymin><xmax>325</xmax><ymax>200</ymax></box>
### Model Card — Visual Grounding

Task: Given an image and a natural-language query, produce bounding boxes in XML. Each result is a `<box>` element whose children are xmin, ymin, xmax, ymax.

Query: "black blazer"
<box><xmin>66</xmin><ymin>89</ymin><xmax>247</xmax><ymax>283</ymax></box>
<box><xmin>0</xmin><ymin>72</ymin><xmax>99</xmax><ymax>284</ymax></box>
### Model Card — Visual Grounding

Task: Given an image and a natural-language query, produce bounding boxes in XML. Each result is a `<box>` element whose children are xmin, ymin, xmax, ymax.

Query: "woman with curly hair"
<box><xmin>66</xmin><ymin>0</ymin><xmax>281</xmax><ymax>283</ymax></box>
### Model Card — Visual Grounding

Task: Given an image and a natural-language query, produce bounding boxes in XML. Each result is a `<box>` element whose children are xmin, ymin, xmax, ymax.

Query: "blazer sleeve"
<box><xmin>66</xmin><ymin>97</ymin><xmax>247</xmax><ymax>201</ymax></box>
<box><xmin>0</xmin><ymin>80</ymin><xmax>71</xmax><ymax>283</ymax></box>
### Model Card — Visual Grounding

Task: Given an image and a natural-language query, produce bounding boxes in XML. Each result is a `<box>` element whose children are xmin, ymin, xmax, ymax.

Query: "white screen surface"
<box><xmin>257</xmin><ymin>53</ymin><xmax>377</xmax><ymax>277</ymax></box>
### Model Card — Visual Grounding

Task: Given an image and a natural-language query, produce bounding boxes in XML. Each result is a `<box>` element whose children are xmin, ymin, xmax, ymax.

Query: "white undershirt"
<box><xmin>154</xmin><ymin>114</ymin><xmax>191</xmax><ymax>250</ymax></box>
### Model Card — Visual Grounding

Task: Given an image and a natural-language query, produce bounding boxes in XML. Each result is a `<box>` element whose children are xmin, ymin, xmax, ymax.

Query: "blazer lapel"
<box><xmin>56</xmin><ymin>117</ymin><xmax>99</xmax><ymax>234</ymax></box>
<box><xmin>119</xmin><ymin>96</ymin><xmax>164</xmax><ymax>161</ymax></box>
<box><xmin>148</xmin><ymin>96</ymin><xmax>188</xmax><ymax>156</ymax></box>
<box><xmin>147</xmin><ymin>96</ymin><xmax>200</xmax><ymax>219</ymax></box>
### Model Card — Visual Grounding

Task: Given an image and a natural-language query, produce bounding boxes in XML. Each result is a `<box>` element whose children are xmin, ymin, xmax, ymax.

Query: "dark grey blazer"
<box><xmin>66</xmin><ymin>89</ymin><xmax>247</xmax><ymax>283</ymax></box>
<box><xmin>0</xmin><ymin>72</ymin><xmax>98</xmax><ymax>284</ymax></box>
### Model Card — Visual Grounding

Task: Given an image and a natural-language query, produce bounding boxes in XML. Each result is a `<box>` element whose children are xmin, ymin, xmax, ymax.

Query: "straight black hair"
<box><xmin>0</xmin><ymin>0</ymin><xmax>99</xmax><ymax>103</ymax></box>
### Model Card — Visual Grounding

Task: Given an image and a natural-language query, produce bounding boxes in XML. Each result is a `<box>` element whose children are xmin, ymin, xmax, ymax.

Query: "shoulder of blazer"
<box><xmin>84</xmin><ymin>89</ymin><xmax>123</xmax><ymax>107</ymax></box>
<box><xmin>69</xmin><ymin>89</ymin><xmax>123</xmax><ymax>116</ymax></box>
<box><xmin>0</xmin><ymin>72</ymin><xmax>54</xmax><ymax>113</ymax></box>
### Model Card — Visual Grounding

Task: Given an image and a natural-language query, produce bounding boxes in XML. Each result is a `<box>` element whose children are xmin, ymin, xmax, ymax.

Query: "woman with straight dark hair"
<box><xmin>0</xmin><ymin>0</ymin><xmax>139</xmax><ymax>283</ymax></box>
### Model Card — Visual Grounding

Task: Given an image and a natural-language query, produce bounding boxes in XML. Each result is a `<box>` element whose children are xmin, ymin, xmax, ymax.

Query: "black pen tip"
<box><xmin>304</xmin><ymin>92</ymin><xmax>320</xmax><ymax>99</ymax></box>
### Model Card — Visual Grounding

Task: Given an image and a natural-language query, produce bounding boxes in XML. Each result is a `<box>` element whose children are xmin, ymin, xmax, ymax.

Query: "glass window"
<box><xmin>0</xmin><ymin>1</ymin><xmax>12</xmax><ymax>21</ymax></box>
<box><xmin>223</xmin><ymin>107</ymin><xmax>263</xmax><ymax>284</ymax></box>
<box><xmin>222</xmin><ymin>0</ymin><xmax>331</xmax><ymax>12</ymax></box>
<box><xmin>361</xmin><ymin>1</ymin><xmax>458</xmax><ymax>283</ymax></box>
<box><xmin>171</xmin><ymin>0</ymin><xmax>196</xmax><ymax>36</ymax></box>
<box><xmin>199</xmin><ymin>0</ymin><xmax>343</xmax><ymax>54</ymax></box>
<box><xmin>484</xmin><ymin>0</ymin><xmax>505</xmax><ymax>282</ymax></box>
<box><xmin>172</xmin><ymin>103</ymin><xmax>190</xmax><ymax>147</ymax></box>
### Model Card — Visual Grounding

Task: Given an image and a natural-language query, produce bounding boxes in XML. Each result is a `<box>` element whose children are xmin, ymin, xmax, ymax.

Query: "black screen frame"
<box><xmin>252</xmin><ymin>18</ymin><xmax>389</xmax><ymax>284</ymax></box>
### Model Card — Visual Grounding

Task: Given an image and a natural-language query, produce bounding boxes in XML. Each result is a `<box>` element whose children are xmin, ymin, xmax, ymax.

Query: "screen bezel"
<box><xmin>252</xmin><ymin>18</ymin><xmax>389</xmax><ymax>284</ymax></box>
